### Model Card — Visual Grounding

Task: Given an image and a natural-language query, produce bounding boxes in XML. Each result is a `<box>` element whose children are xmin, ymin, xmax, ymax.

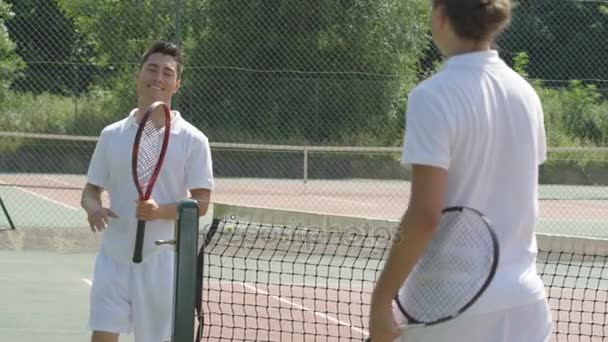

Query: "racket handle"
<box><xmin>132</xmin><ymin>220</ymin><xmax>146</xmax><ymax>263</ymax></box>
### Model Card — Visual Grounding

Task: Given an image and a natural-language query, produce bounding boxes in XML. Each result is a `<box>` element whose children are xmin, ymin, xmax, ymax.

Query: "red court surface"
<box><xmin>199</xmin><ymin>282</ymin><xmax>370</xmax><ymax>341</ymax></box>
<box><xmin>194</xmin><ymin>282</ymin><xmax>607</xmax><ymax>341</ymax></box>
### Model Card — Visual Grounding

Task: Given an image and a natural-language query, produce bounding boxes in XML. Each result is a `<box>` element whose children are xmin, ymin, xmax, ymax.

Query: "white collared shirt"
<box><xmin>86</xmin><ymin>109</ymin><xmax>214</xmax><ymax>263</ymax></box>
<box><xmin>401</xmin><ymin>50</ymin><xmax>547</xmax><ymax>313</ymax></box>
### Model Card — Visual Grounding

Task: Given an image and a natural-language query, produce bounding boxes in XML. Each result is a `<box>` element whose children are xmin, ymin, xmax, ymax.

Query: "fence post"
<box><xmin>303</xmin><ymin>146</ymin><xmax>309</xmax><ymax>184</ymax></box>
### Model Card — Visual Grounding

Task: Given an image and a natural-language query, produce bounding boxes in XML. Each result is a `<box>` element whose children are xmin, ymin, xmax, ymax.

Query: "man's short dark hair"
<box><xmin>139</xmin><ymin>40</ymin><xmax>183</xmax><ymax>78</ymax></box>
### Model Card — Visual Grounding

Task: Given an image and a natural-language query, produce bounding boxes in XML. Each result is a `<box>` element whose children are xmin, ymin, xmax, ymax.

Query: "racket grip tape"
<box><xmin>132</xmin><ymin>220</ymin><xmax>146</xmax><ymax>263</ymax></box>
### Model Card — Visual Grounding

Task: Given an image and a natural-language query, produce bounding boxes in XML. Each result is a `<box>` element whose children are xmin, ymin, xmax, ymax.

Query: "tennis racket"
<box><xmin>131</xmin><ymin>101</ymin><xmax>171</xmax><ymax>263</ymax></box>
<box><xmin>367</xmin><ymin>206</ymin><xmax>499</xmax><ymax>341</ymax></box>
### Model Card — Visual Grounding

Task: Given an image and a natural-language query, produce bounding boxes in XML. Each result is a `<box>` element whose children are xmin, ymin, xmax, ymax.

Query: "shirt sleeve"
<box><xmin>536</xmin><ymin>98</ymin><xmax>548</xmax><ymax>165</ymax></box>
<box><xmin>86</xmin><ymin>129</ymin><xmax>110</xmax><ymax>188</ymax></box>
<box><xmin>402</xmin><ymin>87</ymin><xmax>452</xmax><ymax>170</ymax></box>
<box><xmin>185</xmin><ymin>134</ymin><xmax>214</xmax><ymax>190</ymax></box>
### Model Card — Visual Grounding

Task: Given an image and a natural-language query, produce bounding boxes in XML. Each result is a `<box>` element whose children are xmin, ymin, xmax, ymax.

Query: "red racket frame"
<box><xmin>131</xmin><ymin>101</ymin><xmax>171</xmax><ymax>263</ymax></box>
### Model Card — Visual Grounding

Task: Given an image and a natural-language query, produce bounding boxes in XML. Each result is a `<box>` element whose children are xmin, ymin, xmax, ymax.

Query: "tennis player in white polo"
<box><xmin>368</xmin><ymin>1</ymin><xmax>552</xmax><ymax>341</ymax></box>
<box><xmin>81</xmin><ymin>41</ymin><xmax>214</xmax><ymax>342</ymax></box>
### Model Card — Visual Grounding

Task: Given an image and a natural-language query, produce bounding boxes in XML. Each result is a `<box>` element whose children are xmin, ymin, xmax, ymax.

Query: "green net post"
<box><xmin>170</xmin><ymin>199</ymin><xmax>199</xmax><ymax>342</ymax></box>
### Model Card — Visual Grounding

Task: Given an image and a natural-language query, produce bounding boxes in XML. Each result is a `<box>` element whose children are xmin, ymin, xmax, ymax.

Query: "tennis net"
<box><xmin>180</xmin><ymin>203</ymin><xmax>607</xmax><ymax>341</ymax></box>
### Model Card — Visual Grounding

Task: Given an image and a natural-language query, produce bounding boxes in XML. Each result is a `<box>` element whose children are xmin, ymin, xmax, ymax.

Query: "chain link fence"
<box><xmin>1</xmin><ymin>0</ymin><xmax>608</xmax><ymax>239</ymax></box>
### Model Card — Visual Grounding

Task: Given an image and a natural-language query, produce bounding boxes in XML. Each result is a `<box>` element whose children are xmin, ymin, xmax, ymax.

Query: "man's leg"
<box><xmin>91</xmin><ymin>331</ymin><xmax>119</xmax><ymax>342</ymax></box>
<box><xmin>132</xmin><ymin>250</ymin><xmax>175</xmax><ymax>342</ymax></box>
<box><xmin>88</xmin><ymin>252</ymin><xmax>133</xmax><ymax>339</ymax></box>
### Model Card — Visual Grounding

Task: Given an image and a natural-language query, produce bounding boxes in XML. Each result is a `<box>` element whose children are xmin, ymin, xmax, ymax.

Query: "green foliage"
<box><xmin>0</xmin><ymin>0</ymin><xmax>25</xmax><ymax>154</ymax></box>
<box><xmin>500</xmin><ymin>0</ymin><xmax>608</xmax><ymax>90</ymax></box>
<box><xmin>54</xmin><ymin>0</ymin><xmax>176</xmax><ymax>128</ymax></box>
<box><xmin>58</xmin><ymin>0</ymin><xmax>177</xmax><ymax>67</ymax></box>
<box><xmin>0</xmin><ymin>88</ymin><xmax>124</xmax><ymax>135</ymax></box>
<box><xmin>66</xmin><ymin>88</ymin><xmax>131</xmax><ymax>136</ymax></box>
<box><xmin>513</xmin><ymin>51</ymin><xmax>608</xmax><ymax>173</ymax></box>
<box><xmin>6</xmin><ymin>0</ymin><xmax>96</xmax><ymax>95</ymax></box>
<box><xmin>0</xmin><ymin>88</ymin><xmax>124</xmax><ymax>155</ymax></box>
<box><xmin>57</xmin><ymin>0</ymin><xmax>179</xmax><ymax>86</ymax></box>
<box><xmin>181</xmin><ymin>0</ymin><xmax>430</xmax><ymax>145</ymax></box>
<box><xmin>1</xmin><ymin>93</ymin><xmax>75</xmax><ymax>133</ymax></box>
<box><xmin>513</xmin><ymin>51</ymin><xmax>608</xmax><ymax>148</ymax></box>
<box><xmin>7</xmin><ymin>0</ymin><xmax>607</xmax><ymax>153</ymax></box>
<box><xmin>512</xmin><ymin>52</ymin><xmax>530</xmax><ymax>79</ymax></box>
<box><xmin>0</xmin><ymin>1</ymin><xmax>24</xmax><ymax>100</ymax></box>
<box><xmin>51</xmin><ymin>0</ymin><xmax>432</xmax><ymax>145</ymax></box>
<box><xmin>538</xmin><ymin>81</ymin><xmax>608</xmax><ymax>148</ymax></box>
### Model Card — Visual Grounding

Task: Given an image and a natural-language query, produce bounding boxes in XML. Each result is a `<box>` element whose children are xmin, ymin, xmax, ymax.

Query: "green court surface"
<box><xmin>538</xmin><ymin>220</ymin><xmax>608</xmax><ymax>238</ymax></box>
<box><xmin>539</xmin><ymin>184</ymin><xmax>608</xmax><ymax>200</ymax></box>
<box><xmin>0</xmin><ymin>250</ymin><xmax>136</xmax><ymax>342</ymax></box>
<box><xmin>0</xmin><ymin>186</ymin><xmax>86</xmax><ymax>228</ymax></box>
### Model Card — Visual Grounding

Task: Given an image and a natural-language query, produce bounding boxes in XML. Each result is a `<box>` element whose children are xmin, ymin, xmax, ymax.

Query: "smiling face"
<box><xmin>136</xmin><ymin>52</ymin><xmax>181</xmax><ymax>107</ymax></box>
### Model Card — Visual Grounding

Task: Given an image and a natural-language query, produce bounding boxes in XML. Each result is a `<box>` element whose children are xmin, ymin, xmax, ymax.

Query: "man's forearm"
<box><xmin>155</xmin><ymin>198</ymin><xmax>210</xmax><ymax>221</ymax></box>
<box><xmin>81</xmin><ymin>185</ymin><xmax>103</xmax><ymax>212</ymax></box>
<box><xmin>371</xmin><ymin>210</ymin><xmax>439</xmax><ymax>307</ymax></box>
<box><xmin>156</xmin><ymin>203</ymin><xmax>179</xmax><ymax>220</ymax></box>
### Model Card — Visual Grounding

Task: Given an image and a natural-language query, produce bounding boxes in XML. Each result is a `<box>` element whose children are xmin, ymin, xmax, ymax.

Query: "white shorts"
<box><xmin>88</xmin><ymin>249</ymin><xmax>175</xmax><ymax>342</ymax></box>
<box><xmin>393</xmin><ymin>299</ymin><xmax>552</xmax><ymax>342</ymax></box>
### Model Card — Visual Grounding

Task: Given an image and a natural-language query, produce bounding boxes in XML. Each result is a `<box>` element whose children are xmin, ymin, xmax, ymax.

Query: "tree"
<box><xmin>6</xmin><ymin>0</ymin><xmax>95</xmax><ymax>95</ymax></box>
<box><xmin>57</xmin><ymin>0</ymin><xmax>182</xmax><ymax>114</ymax></box>
<box><xmin>58</xmin><ymin>0</ymin><xmax>431</xmax><ymax>145</ymax></box>
<box><xmin>499</xmin><ymin>0</ymin><xmax>608</xmax><ymax>91</ymax></box>
<box><xmin>0</xmin><ymin>0</ymin><xmax>23</xmax><ymax>100</ymax></box>
<box><xmin>181</xmin><ymin>0</ymin><xmax>430</xmax><ymax>145</ymax></box>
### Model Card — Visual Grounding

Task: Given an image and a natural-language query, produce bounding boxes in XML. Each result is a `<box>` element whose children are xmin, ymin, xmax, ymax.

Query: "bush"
<box><xmin>0</xmin><ymin>89</ymin><xmax>125</xmax><ymax>156</ymax></box>
<box><xmin>513</xmin><ymin>52</ymin><xmax>608</xmax><ymax>148</ymax></box>
<box><xmin>0</xmin><ymin>92</ymin><xmax>75</xmax><ymax>133</ymax></box>
<box><xmin>511</xmin><ymin>51</ymin><xmax>608</xmax><ymax>181</ymax></box>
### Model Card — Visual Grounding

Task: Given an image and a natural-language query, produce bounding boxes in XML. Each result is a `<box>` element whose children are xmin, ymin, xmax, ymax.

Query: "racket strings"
<box><xmin>137</xmin><ymin>120</ymin><xmax>164</xmax><ymax>190</ymax></box>
<box><xmin>399</xmin><ymin>210</ymin><xmax>496</xmax><ymax>323</ymax></box>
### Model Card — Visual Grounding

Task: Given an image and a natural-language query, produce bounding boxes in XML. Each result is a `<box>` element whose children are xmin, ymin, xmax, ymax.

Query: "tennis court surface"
<box><xmin>170</xmin><ymin>203</ymin><xmax>607</xmax><ymax>341</ymax></box>
<box><xmin>1</xmin><ymin>175</ymin><xmax>608</xmax><ymax>341</ymax></box>
<box><xmin>2</xmin><ymin>173</ymin><xmax>608</xmax><ymax>237</ymax></box>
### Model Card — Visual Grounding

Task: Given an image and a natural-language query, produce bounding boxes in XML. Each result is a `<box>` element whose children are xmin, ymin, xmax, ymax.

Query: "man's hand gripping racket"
<box><xmin>131</xmin><ymin>101</ymin><xmax>171</xmax><ymax>263</ymax></box>
<box><xmin>368</xmin><ymin>207</ymin><xmax>499</xmax><ymax>341</ymax></box>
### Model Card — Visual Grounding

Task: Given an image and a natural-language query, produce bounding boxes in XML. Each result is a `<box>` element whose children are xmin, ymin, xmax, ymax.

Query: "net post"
<box><xmin>303</xmin><ymin>146</ymin><xmax>308</xmax><ymax>185</ymax></box>
<box><xmin>0</xmin><ymin>196</ymin><xmax>16</xmax><ymax>230</ymax></box>
<box><xmin>171</xmin><ymin>199</ymin><xmax>199</xmax><ymax>342</ymax></box>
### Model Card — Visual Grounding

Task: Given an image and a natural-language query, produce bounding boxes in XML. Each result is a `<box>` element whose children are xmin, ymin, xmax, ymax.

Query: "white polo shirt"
<box><xmin>402</xmin><ymin>50</ymin><xmax>547</xmax><ymax>313</ymax></box>
<box><xmin>86</xmin><ymin>109</ymin><xmax>214</xmax><ymax>263</ymax></box>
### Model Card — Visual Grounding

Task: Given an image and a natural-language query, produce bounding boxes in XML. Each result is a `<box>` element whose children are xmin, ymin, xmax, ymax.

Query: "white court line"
<box><xmin>239</xmin><ymin>281</ymin><xmax>369</xmax><ymax>337</ymax></box>
<box><xmin>0</xmin><ymin>179</ymin><xmax>79</xmax><ymax>211</ymax></box>
<box><xmin>81</xmin><ymin>278</ymin><xmax>93</xmax><ymax>287</ymax></box>
<box><xmin>11</xmin><ymin>186</ymin><xmax>79</xmax><ymax>211</ymax></box>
